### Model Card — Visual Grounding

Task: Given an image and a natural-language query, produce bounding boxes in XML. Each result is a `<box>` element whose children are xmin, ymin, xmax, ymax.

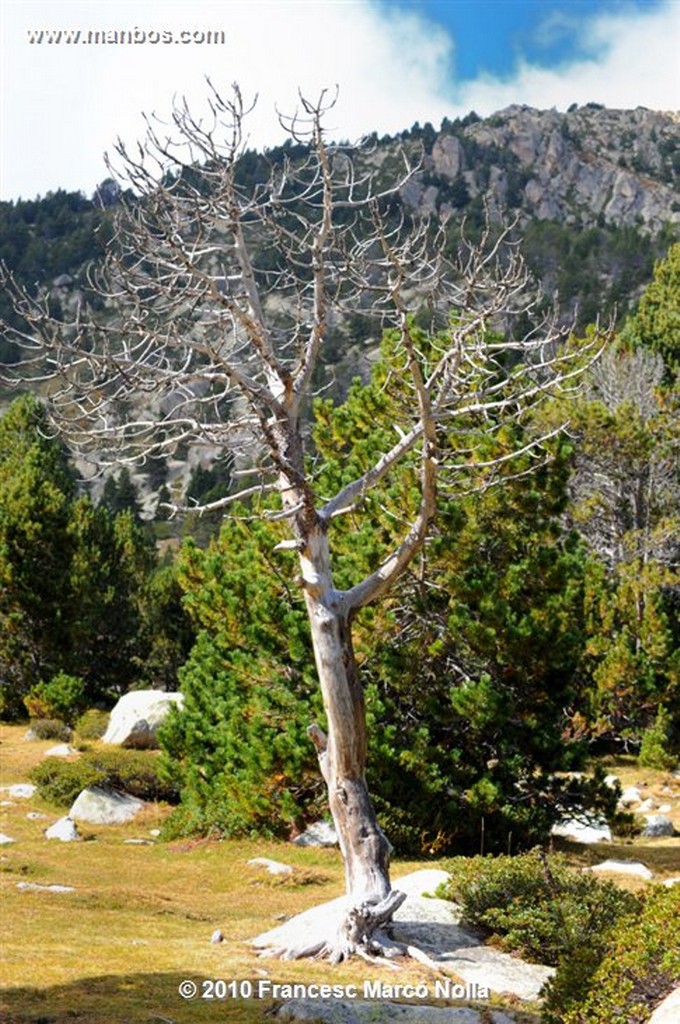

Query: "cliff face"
<box><xmin>404</xmin><ymin>105</ymin><xmax>678</xmax><ymax>234</ymax></box>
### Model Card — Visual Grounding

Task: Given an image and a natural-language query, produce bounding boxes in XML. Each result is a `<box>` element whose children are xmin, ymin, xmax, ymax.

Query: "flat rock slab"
<box><xmin>44</xmin><ymin>744</ymin><xmax>78</xmax><ymax>757</ymax></box>
<box><xmin>437</xmin><ymin>945</ymin><xmax>553</xmax><ymax>1001</ymax></box>
<box><xmin>253</xmin><ymin>870</ymin><xmax>552</xmax><ymax>1001</ymax></box>
<box><xmin>0</xmin><ymin>833</ymin><xmax>16</xmax><ymax>845</ymax></box>
<box><xmin>248</xmin><ymin>857</ymin><xmax>293</xmax><ymax>875</ymax></box>
<box><xmin>6</xmin><ymin>784</ymin><xmax>36</xmax><ymax>799</ymax></box>
<box><xmin>16</xmin><ymin>882</ymin><xmax>75</xmax><ymax>893</ymax></box>
<box><xmin>274</xmin><ymin>1001</ymin><xmax>518</xmax><ymax>1023</ymax></box>
<box><xmin>69</xmin><ymin>786</ymin><xmax>144</xmax><ymax>824</ymax></box>
<box><xmin>588</xmin><ymin>860</ymin><xmax>653</xmax><ymax>879</ymax></box>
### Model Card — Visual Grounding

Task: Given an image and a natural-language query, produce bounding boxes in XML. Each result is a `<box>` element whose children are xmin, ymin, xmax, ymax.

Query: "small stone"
<box><xmin>123</xmin><ymin>838</ymin><xmax>153</xmax><ymax>845</ymax></box>
<box><xmin>8</xmin><ymin>784</ymin><xmax>36</xmax><ymax>799</ymax></box>
<box><xmin>0</xmin><ymin>801</ymin><xmax>15</xmax><ymax>807</ymax></box>
<box><xmin>643</xmin><ymin>814</ymin><xmax>675</xmax><ymax>838</ymax></box>
<box><xmin>44</xmin><ymin>816</ymin><xmax>81</xmax><ymax>842</ymax></box>
<box><xmin>658</xmin><ymin>804</ymin><xmax>672</xmax><ymax>813</ymax></box>
<box><xmin>210</xmin><ymin>929</ymin><xmax>224</xmax><ymax>943</ymax></box>
<box><xmin>619</xmin><ymin>786</ymin><xmax>642</xmax><ymax>806</ymax></box>
<box><xmin>27</xmin><ymin>812</ymin><xmax>49</xmax><ymax>821</ymax></box>
<box><xmin>248</xmin><ymin>857</ymin><xmax>293</xmax><ymax>875</ymax></box>
<box><xmin>0</xmin><ymin>833</ymin><xmax>16</xmax><ymax>845</ymax></box>
<box><xmin>149</xmin><ymin>829</ymin><xmax>161</xmax><ymax>837</ymax></box>
<box><xmin>638</xmin><ymin>798</ymin><xmax>655</xmax><ymax>813</ymax></box>
<box><xmin>604</xmin><ymin>774</ymin><xmax>620</xmax><ymax>789</ymax></box>
<box><xmin>45</xmin><ymin>744</ymin><xmax>78</xmax><ymax>757</ymax></box>
<box><xmin>663</xmin><ymin>877</ymin><xmax>680</xmax><ymax>887</ymax></box>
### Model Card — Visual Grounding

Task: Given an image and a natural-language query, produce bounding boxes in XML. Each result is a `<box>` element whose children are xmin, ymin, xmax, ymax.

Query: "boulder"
<box><xmin>44</xmin><ymin>816</ymin><xmax>81</xmax><ymax>842</ymax></box>
<box><xmin>69</xmin><ymin>786</ymin><xmax>144</xmax><ymax>825</ymax></box>
<box><xmin>551</xmin><ymin>816</ymin><xmax>611</xmax><ymax>844</ymax></box>
<box><xmin>643</xmin><ymin>814</ymin><xmax>675</xmax><ymax>838</ymax></box>
<box><xmin>648</xmin><ymin>987</ymin><xmax>680</xmax><ymax>1024</ymax></box>
<box><xmin>293</xmin><ymin>821</ymin><xmax>338</xmax><ymax>847</ymax></box>
<box><xmin>619</xmin><ymin>786</ymin><xmax>642</xmax><ymax>806</ymax></box>
<box><xmin>44</xmin><ymin>744</ymin><xmax>78</xmax><ymax>757</ymax></box>
<box><xmin>102</xmin><ymin>689</ymin><xmax>184</xmax><ymax>749</ymax></box>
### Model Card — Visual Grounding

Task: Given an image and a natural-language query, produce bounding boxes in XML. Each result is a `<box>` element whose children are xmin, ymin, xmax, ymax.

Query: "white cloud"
<box><xmin>0</xmin><ymin>0</ymin><xmax>455</xmax><ymax>199</ymax></box>
<box><xmin>457</xmin><ymin>2</ymin><xmax>680</xmax><ymax>114</ymax></box>
<box><xmin>1</xmin><ymin>1</ymin><xmax>678</xmax><ymax>200</ymax></box>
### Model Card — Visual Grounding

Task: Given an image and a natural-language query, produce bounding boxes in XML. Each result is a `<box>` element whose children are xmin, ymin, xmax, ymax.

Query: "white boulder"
<box><xmin>102</xmin><ymin>689</ymin><xmax>184</xmax><ymax>749</ymax></box>
<box><xmin>69</xmin><ymin>786</ymin><xmax>144</xmax><ymax>825</ymax></box>
<box><xmin>44</xmin><ymin>816</ymin><xmax>81</xmax><ymax>842</ymax></box>
<box><xmin>45</xmin><ymin>744</ymin><xmax>78</xmax><ymax>757</ymax></box>
<box><xmin>648</xmin><ymin>987</ymin><xmax>680</xmax><ymax>1024</ymax></box>
<box><xmin>643</xmin><ymin>814</ymin><xmax>675</xmax><ymax>837</ymax></box>
<box><xmin>619</xmin><ymin>786</ymin><xmax>642</xmax><ymax>806</ymax></box>
<box><xmin>0</xmin><ymin>833</ymin><xmax>16</xmax><ymax>845</ymax></box>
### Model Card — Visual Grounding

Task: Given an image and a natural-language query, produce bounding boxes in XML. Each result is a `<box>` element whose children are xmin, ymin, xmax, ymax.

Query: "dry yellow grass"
<box><xmin>2</xmin><ymin>723</ymin><xmax>678</xmax><ymax>1023</ymax></box>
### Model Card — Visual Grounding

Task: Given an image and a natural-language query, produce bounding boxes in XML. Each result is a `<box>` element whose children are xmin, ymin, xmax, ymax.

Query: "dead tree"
<box><xmin>0</xmin><ymin>84</ymin><xmax>603</xmax><ymax>962</ymax></box>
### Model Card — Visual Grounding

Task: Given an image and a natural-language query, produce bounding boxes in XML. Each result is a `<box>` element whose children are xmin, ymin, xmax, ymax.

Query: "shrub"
<box><xmin>30</xmin><ymin>749</ymin><xmax>180</xmax><ymax>806</ymax></box>
<box><xmin>24</xmin><ymin>672</ymin><xmax>86</xmax><ymax>726</ymax></box>
<box><xmin>638</xmin><ymin>707</ymin><xmax>677</xmax><ymax>771</ymax></box>
<box><xmin>438</xmin><ymin>849</ymin><xmax>639</xmax><ymax>1016</ymax></box>
<box><xmin>557</xmin><ymin>885</ymin><xmax>680</xmax><ymax>1024</ymax></box>
<box><xmin>74</xmin><ymin>708</ymin><xmax>109</xmax><ymax>740</ymax></box>
<box><xmin>437</xmin><ymin>849</ymin><xmax>638</xmax><ymax>967</ymax></box>
<box><xmin>27</xmin><ymin>718</ymin><xmax>73</xmax><ymax>741</ymax></box>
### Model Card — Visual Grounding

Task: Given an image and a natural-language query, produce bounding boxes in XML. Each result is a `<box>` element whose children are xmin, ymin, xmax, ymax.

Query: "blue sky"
<box><xmin>1</xmin><ymin>0</ymin><xmax>678</xmax><ymax>200</ymax></box>
<box><xmin>387</xmin><ymin>1</ymin><xmax>663</xmax><ymax>81</ymax></box>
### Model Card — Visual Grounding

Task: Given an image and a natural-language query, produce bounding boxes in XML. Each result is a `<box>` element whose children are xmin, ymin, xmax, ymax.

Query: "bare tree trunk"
<box><xmin>297</xmin><ymin>521</ymin><xmax>405</xmax><ymax>960</ymax></box>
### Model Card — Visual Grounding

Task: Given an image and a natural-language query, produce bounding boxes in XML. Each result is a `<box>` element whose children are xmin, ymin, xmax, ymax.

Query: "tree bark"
<box><xmin>297</xmin><ymin>520</ymin><xmax>403</xmax><ymax>958</ymax></box>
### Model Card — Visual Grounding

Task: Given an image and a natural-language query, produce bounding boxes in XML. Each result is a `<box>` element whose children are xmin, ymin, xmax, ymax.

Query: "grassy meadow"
<box><xmin>1</xmin><ymin>723</ymin><xmax>679</xmax><ymax>1024</ymax></box>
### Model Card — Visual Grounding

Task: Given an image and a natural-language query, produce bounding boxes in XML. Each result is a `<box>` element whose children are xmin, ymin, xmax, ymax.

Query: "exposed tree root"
<box><xmin>255</xmin><ymin>888</ymin><xmax>452</xmax><ymax>967</ymax></box>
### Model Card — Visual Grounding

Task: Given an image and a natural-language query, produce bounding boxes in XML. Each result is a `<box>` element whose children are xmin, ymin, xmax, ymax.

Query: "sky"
<box><xmin>0</xmin><ymin>0</ymin><xmax>678</xmax><ymax>201</ymax></box>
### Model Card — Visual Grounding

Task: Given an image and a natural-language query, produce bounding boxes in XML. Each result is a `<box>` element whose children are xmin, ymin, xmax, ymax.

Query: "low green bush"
<box><xmin>438</xmin><ymin>849</ymin><xmax>639</xmax><ymax>1017</ymax></box>
<box><xmin>557</xmin><ymin>885</ymin><xmax>680</xmax><ymax>1024</ymax></box>
<box><xmin>24</xmin><ymin>673</ymin><xmax>86</xmax><ymax>726</ymax></box>
<box><xmin>27</xmin><ymin>718</ymin><xmax>73</xmax><ymax>741</ymax></box>
<box><xmin>638</xmin><ymin>707</ymin><xmax>677</xmax><ymax>771</ymax></box>
<box><xmin>74</xmin><ymin>708</ymin><xmax>110</xmax><ymax>741</ymax></box>
<box><xmin>30</xmin><ymin>749</ymin><xmax>180</xmax><ymax>807</ymax></box>
<box><xmin>438</xmin><ymin>849</ymin><xmax>638</xmax><ymax>967</ymax></box>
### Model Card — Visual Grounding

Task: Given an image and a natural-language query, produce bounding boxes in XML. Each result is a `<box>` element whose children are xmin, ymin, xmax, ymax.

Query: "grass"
<box><xmin>1</xmin><ymin>723</ymin><xmax>679</xmax><ymax>1023</ymax></box>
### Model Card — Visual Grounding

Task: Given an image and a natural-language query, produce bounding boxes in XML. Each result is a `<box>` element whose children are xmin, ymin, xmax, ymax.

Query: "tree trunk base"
<box><xmin>257</xmin><ymin>888</ymin><xmax>413</xmax><ymax>964</ymax></box>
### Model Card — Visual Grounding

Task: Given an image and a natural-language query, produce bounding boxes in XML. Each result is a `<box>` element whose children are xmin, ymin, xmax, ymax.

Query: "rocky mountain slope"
<box><xmin>1</xmin><ymin>103</ymin><xmax>678</xmax><ymax>510</ymax></box>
